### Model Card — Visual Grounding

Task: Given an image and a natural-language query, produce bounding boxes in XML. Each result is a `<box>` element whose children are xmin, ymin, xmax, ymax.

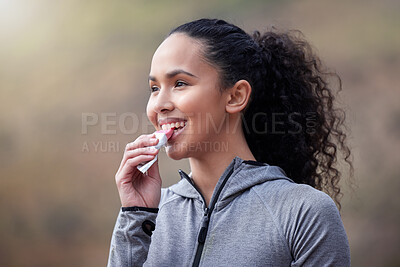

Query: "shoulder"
<box><xmin>252</xmin><ymin>179</ymin><xmax>341</xmax><ymax>231</ymax></box>
<box><xmin>254</xmin><ymin>179</ymin><xmax>349</xmax><ymax>264</ymax></box>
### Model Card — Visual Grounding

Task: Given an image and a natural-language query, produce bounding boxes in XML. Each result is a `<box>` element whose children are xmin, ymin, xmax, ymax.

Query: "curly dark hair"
<box><xmin>170</xmin><ymin>19</ymin><xmax>354</xmax><ymax>209</ymax></box>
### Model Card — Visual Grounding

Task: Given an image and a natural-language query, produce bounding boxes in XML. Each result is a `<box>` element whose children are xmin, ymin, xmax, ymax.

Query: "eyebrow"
<box><xmin>148</xmin><ymin>69</ymin><xmax>198</xmax><ymax>82</ymax></box>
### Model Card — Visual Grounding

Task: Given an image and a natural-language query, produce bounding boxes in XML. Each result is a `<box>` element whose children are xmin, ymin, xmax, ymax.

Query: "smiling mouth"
<box><xmin>161</xmin><ymin>121</ymin><xmax>187</xmax><ymax>132</ymax></box>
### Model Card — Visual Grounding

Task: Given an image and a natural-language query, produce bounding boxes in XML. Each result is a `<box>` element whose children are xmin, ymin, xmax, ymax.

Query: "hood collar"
<box><xmin>170</xmin><ymin>156</ymin><xmax>293</xmax><ymax>209</ymax></box>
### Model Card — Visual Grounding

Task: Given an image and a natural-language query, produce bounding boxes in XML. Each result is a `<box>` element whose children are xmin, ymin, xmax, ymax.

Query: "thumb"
<box><xmin>147</xmin><ymin>155</ymin><xmax>161</xmax><ymax>181</ymax></box>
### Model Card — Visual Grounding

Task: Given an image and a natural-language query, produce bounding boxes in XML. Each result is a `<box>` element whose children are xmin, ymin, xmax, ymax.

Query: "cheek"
<box><xmin>146</xmin><ymin>100</ymin><xmax>157</xmax><ymax>126</ymax></box>
<box><xmin>180</xmin><ymin>91</ymin><xmax>227</xmax><ymax>134</ymax></box>
<box><xmin>178</xmin><ymin>90</ymin><xmax>219</xmax><ymax>113</ymax></box>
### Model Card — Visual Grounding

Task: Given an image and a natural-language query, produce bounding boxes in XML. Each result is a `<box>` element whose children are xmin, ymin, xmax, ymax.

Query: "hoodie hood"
<box><xmin>169</xmin><ymin>156</ymin><xmax>293</xmax><ymax>210</ymax></box>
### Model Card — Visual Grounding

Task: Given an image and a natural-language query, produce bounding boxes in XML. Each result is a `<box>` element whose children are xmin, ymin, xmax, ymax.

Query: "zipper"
<box><xmin>179</xmin><ymin>167</ymin><xmax>235</xmax><ymax>267</ymax></box>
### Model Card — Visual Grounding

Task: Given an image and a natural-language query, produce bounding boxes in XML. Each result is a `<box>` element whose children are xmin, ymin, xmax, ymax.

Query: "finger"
<box><xmin>116</xmin><ymin>154</ymin><xmax>156</xmax><ymax>184</ymax></box>
<box><xmin>146</xmin><ymin>156</ymin><xmax>161</xmax><ymax>180</ymax></box>
<box><xmin>125</xmin><ymin>134</ymin><xmax>158</xmax><ymax>152</ymax></box>
<box><xmin>117</xmin><ymin>134</ymin><xmax>158</xmax><ymax>173</ymax></box>
<box><xmin>118</xmin><ymin>146</ymin><xmax>159</xmax><ymax>173</ymax></box>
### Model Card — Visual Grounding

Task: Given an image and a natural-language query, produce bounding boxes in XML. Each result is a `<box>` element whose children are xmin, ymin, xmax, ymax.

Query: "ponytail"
<box><xmin>243</xmin><ymin>30</ymin><xmax>353</xmax><ymax>208</ymax></box>
<box><xmin>170</xmin><ymin>19</ymin><xmax>354</xmax><ymax>208</ymax></box>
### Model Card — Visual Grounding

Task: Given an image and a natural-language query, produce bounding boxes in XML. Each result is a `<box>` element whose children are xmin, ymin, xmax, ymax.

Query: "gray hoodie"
<box><xmin>108</xmin><ymin>157</ymin><xmax>350</xmax><ymax>267</ymax></box>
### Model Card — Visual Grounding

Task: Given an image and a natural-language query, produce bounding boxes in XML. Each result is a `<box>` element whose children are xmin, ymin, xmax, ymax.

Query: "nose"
<box><xmin>154</xmin><ymin>88</ymin><xmax>174</xmax><ymax>113</ymax></box>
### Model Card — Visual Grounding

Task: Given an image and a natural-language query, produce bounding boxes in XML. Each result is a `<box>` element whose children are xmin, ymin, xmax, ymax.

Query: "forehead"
<box><xmin>150</xmin><ymin>33</ymin><xmax>208</xmax><ymax>75</ymax></box>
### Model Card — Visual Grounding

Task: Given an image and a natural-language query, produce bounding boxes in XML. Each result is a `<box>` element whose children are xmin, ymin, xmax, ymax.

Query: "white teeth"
<box><xmin>161</xmin><ymin>121</ymin><xmax>187</xmax><ymax>131</ymax></box>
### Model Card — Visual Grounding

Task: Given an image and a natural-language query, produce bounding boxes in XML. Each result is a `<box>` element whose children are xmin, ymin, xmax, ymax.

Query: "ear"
<box><xmin>225</xmin><ymin>80</ymin><xmax>252</xmax><ymax>114</ymax></box>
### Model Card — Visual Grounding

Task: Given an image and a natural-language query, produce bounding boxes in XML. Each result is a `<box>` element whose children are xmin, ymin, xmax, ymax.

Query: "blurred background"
<box><xmin>0</xmin><ymin>0</ymin><xmax>399</xmax><ymax>266</ymax></box>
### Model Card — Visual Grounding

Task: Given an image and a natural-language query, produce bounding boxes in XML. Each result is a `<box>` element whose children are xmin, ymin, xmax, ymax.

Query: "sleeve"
<box><xmin>107</xmin><ymin>207</ymin><xmax>158</xmax><ymax>267</ymax></box>
<box><xmin>289</xmin><ymin>190</ymin><xmax>351</xmax><ymax>267</ymax></box>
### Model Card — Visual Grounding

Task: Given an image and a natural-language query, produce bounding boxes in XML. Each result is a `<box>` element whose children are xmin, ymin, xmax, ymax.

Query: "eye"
<box><xmin>150</xmin><ymin>85</ymin><xmax>160</xmax><ymax>93</ymax></box>
<box><xmin>175</xmin><ymin>81</ymin><xmax>187</xmax><ymax>88</ymax></box>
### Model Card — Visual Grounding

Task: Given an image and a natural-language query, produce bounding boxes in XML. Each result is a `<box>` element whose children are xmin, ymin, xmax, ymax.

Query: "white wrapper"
<box><xmin>137</xmin><ymin>131</ymin><xmax>168</xmax><ymax>173</ymax></box>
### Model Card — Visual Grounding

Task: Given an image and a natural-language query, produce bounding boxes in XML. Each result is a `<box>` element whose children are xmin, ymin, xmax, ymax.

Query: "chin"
<box><xmin>165</xmin><ymin>145</ymin><xmax>188</xmax><ymax>161</ymax></box>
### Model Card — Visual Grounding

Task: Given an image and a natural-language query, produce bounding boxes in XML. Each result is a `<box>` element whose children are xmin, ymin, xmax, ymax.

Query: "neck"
<box><xmin>189</xmin><ymin>127</ymin><xmax>255</xmax><ymax>207</ymax></box>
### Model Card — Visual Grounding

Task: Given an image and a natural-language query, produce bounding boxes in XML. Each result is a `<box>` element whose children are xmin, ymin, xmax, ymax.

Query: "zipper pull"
<box><xmin>204</xmin><ymin>207</ymin><xmax>209</xmax><ymax>216</ymax></box>
<box><xmin>198</xmin><ymin>218</ymin><xmax>209</xmax><ymax>244</ymax></box>
<box><xmin>198</xmin><ymin>208</ymin><xmax>210</xmax><ymax>244</ymax></box>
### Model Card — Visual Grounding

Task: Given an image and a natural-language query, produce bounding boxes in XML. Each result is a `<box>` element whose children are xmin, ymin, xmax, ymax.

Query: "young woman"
<box><xmin>108</xmin><ymin>18</ymin><xmax>353</xmax><ymax>267</ymax></box>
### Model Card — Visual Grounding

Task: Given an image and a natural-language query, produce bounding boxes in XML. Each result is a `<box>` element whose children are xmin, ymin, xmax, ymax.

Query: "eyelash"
<box><xmin>175</xmin><ymin>80</ymin><xmax>187</xmax><ymax>87</ymax></box>
<box><xmin>149</xmin><ymin>81</ymin><xmax>188</xmax><ymax>93</ymax></box>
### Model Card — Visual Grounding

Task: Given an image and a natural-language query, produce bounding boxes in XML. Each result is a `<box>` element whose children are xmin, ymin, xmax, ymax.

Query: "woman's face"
<box><xmin>147</xmin><ymin>33</ymin><xmax>230</xmax><ymax>160</ymax></box>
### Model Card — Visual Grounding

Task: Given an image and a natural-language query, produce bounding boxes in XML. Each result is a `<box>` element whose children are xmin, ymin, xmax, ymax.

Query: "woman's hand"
<box><xmin>115</xmin><ymin>134</ymin><xmax>162</xmax><ymax>208</ymax></box>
